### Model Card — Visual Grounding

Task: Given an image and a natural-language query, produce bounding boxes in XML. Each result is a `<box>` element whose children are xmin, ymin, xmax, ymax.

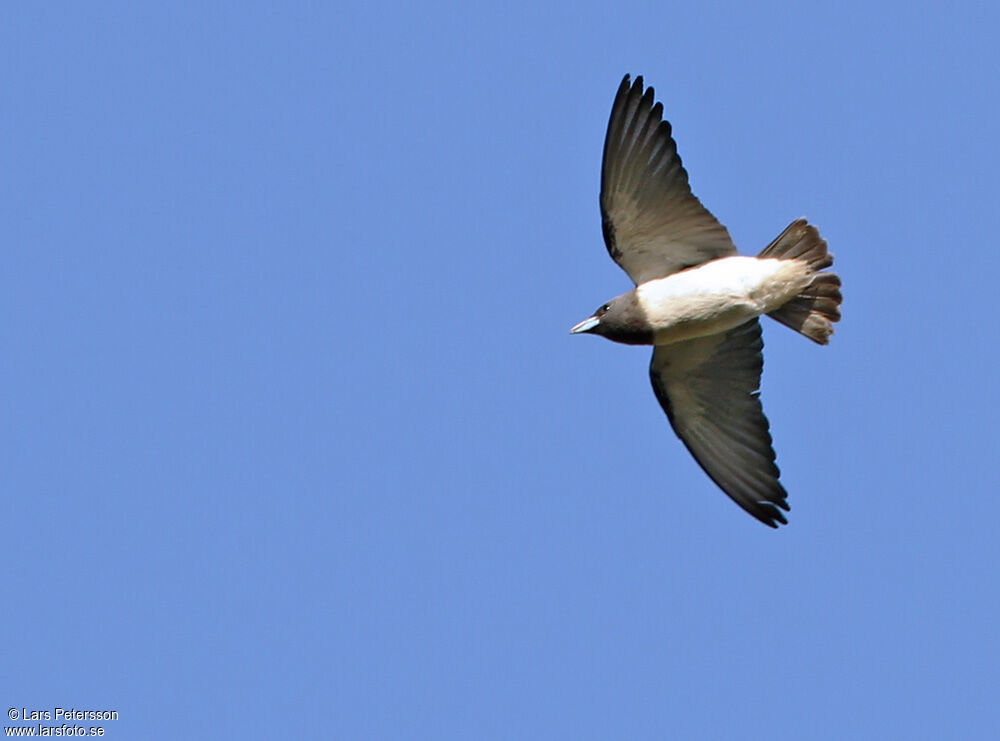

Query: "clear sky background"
<box><xmin>3</xmin><ymin>1</ymin><xmax>999</xmax><ymax>739</ymax></box>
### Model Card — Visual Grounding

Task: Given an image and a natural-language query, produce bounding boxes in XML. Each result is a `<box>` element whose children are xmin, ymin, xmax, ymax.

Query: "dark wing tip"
<box><xmin>612</xmin><ymin>74</ymin><xmax>633</xmax><ymax>105</ymax></box>
<box><xmin>628</xmin><ymin>75</ymin><xmax>651</xmax><ymax>103</ymax></box>
<box><xmin>697</xmin><ymin>463</ymin><xmax>790</xmax><ymax>529</ymax></box>
<box><xmin>617</xmin><ymin>73</ymin><xmax>645</xmax><ymax>96</ymax></box>
<box><xmin>749</xmin><ymin>500</ymin><xmax>790</xmax><ymax>529</ymax></box>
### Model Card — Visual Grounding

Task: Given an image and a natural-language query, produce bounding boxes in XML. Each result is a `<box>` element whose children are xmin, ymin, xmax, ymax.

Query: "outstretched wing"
<box><xmin>601</xmin><ymin>75</ymin><xmax>736</xmax><ymax>285</ymax></box>
<box><xmin>649</xmin><ymin>320</ymin><xmax>789</xmax><ymax>527</ymax></box>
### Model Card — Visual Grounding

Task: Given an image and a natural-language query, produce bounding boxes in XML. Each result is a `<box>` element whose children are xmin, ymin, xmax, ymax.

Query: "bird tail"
<box><xmin>758</xmin><ymin>219</ymin><xmax>842</xmax><ymax>345</ymax></box>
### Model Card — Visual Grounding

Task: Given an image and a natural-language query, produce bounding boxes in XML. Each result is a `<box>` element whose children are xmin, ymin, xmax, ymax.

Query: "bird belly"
<box><xmin>636</xmin><ymin>257</ymin><xmax>811</xmax><ymax>345</ymax></box>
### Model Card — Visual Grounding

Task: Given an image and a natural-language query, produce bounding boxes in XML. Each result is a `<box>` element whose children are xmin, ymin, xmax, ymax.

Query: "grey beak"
<box><xmin>570</xmin><ymin>316</ymin><xmax>600</xmax><ymax>334</ymax></box>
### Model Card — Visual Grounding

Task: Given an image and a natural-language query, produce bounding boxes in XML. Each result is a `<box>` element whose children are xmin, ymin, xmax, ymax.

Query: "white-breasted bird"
<box><xmin>571</xmin><ymin>74</ymin><xmax>842</xmax><ymax>527</ymax></box>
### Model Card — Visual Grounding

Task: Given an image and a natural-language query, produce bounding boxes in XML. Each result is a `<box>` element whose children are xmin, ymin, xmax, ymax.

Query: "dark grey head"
<box><xmin>570</xmin><ymin>291</ymin><xmax>653</xmax><ymax>345</ymax></box>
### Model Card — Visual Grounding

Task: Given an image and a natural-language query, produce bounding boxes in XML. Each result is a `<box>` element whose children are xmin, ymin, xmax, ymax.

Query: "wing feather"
<box><xmin>601</xmin><ymin>75</ymin><xmax>736</xmax><ymax>284</ymax></box>
<box><xmin>649</xmin><ymin>320</ymin><xmax>789</xmax><ymax>527</ymax></box>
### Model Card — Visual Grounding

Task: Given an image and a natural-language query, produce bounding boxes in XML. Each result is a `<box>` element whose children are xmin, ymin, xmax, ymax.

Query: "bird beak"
<box><xmin>570</xmin><ymin>316</ymin><xmax>600</xmax><ymax>334</ymax></box>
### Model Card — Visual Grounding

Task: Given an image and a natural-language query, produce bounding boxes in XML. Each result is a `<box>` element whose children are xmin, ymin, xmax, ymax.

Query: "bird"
<box><xmin>571</xmin><ymin>74</ymin><xmax>841</xmax><ymax>527</ymax></box>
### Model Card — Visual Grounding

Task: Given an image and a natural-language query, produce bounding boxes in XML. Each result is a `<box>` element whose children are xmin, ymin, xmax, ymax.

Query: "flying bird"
<box><xmin>571</xmin><ymin>74</ymin><xmax>842</xmax><ymax>527</ymax></box>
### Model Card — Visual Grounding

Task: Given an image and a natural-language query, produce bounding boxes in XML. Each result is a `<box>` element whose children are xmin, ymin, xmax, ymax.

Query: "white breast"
<box><xmin>635</xmin><ymin>256</ymin><xmax>812</xmax><ymax>344</ymax></box>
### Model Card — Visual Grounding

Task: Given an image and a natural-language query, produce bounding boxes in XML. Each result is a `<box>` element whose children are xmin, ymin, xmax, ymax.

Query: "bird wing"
<box><xmin>649</xmin><ymin>319</ymin><xmax>789</xmax><ymax>527</ymax></box>
<box><xmin>601</xmin><ymin>75</ymin><xmax>737</xmax><ymax>285</ymax></box>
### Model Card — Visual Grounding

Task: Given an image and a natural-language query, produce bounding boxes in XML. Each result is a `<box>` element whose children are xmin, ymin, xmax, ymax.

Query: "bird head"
<box><xmin>570</xmin><ymin>293</ymin><xmax>652</xmax><ymax>345</ymax></box>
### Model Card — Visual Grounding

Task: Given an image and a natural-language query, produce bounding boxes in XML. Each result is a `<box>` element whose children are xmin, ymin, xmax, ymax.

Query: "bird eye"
<box><xmin>600</xmin><ymin>303</ymin><xmax>611</xmax><ymax>314</ymax></box>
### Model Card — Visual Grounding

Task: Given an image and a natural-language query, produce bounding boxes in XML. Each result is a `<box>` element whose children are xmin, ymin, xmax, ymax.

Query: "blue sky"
<box><xmin>3</xmin><ymin>1</ymin><xmax>999</xmax><ymax>738</ymax></box>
